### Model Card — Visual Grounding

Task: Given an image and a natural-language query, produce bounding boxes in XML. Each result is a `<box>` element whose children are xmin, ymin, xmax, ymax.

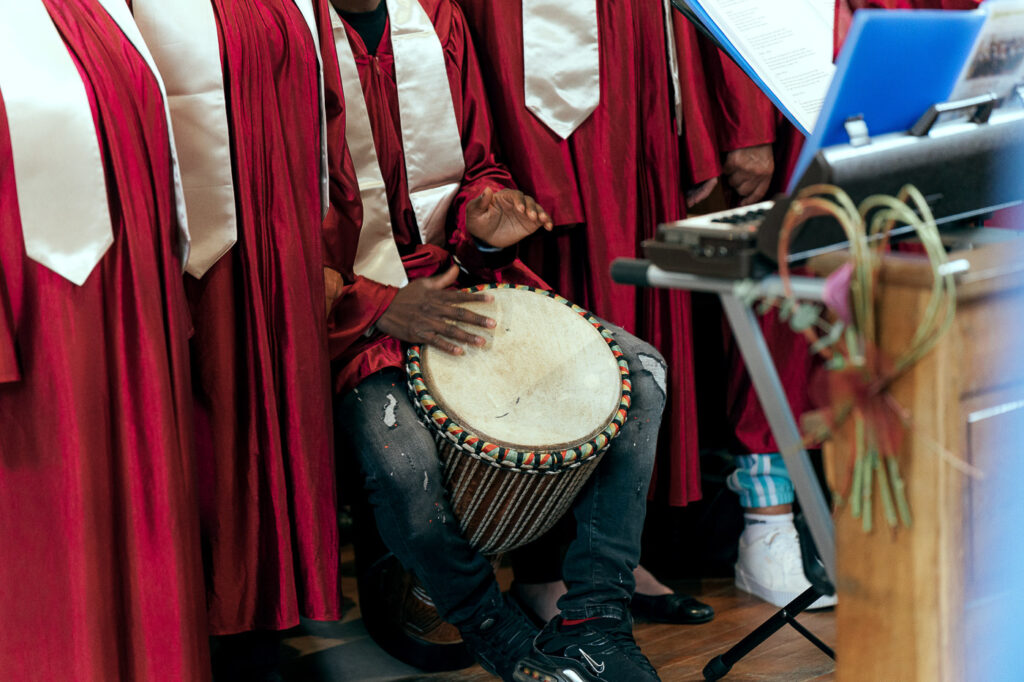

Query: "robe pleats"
<box><xmin>0</xmin><ymin>1</ymin><xmax>209</xmax><ymax>678</ymax></box>
<box><xmin>184</xmin><ymin>0</ymin><xmax>340</xmax><ymax>634</ymax></box>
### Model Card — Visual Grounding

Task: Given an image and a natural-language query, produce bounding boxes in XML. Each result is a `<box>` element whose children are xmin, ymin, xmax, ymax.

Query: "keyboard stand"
<box><xmin>611</xmin><ymin>261</ymin><xmax>836</xmax><ymax>676</ymax></box>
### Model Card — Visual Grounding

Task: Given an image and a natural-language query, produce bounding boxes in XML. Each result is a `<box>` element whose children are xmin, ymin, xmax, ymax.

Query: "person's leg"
<box><xmin>508</xmin><ymin>516</ymin><xmax>572</xmax><ymax>625</ymax></box>
<box><xmin>518</xmin><ymin>324</ymin><xmax>666</xmax><ymax>682</ymax></box>
<box><xmin>726</xmin><ymin>453</ymin><xmax>794</xmax><ymax>512</ymax></box>
<box><xmin>727</xmin><ymin>454</ymin><xmax>835</xmax><ymax>608</ymax></box>
<box><xmin>336</xmin><ymin>368</ymin><xmax>501</xmax><ymax>626</ymax></box>
<box><xmin>336</xmin><ymin>369</ymin><xmax>537</xmax><ymax>679</ymax></box>
<box><xmin>555</xmin><ymin>324</ymin><xmax>665</xmax><ymax>621</ymax></box>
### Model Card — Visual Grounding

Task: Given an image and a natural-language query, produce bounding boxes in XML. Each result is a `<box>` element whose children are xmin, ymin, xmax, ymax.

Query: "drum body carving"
<box><xmin>406</xmin><ymin>284</ymin><xmax>632</xmax><ymax>556</ymax></box>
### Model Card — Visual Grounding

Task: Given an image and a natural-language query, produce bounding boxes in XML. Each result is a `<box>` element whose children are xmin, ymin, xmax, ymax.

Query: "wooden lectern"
<box><xmin>818</xmin><ymin>238</ymin><xmax>1024</xmax><ymax>681</ymax></box>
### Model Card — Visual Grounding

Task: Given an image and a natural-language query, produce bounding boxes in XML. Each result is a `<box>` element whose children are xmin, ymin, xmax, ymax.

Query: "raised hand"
<box><xmin>375</xmin><ymin>264</ymin><xmax>495</xmax><ymax>355</ymax></box>
<box><xmin>465</xmin><ymin>187</ymin><xmax>554</xmax><ymax>249</ymax></box>
<box><xmin>723</xmin><ymin>143</ymin><xmax>774</xmax><ymax>206</ymax></box>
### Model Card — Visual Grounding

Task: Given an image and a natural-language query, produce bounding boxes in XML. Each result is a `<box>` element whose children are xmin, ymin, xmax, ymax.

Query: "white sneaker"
<box><xmin>734</xmin><ymin>523</ymin><xmax>838</xmax><ymax>610</ymax></box>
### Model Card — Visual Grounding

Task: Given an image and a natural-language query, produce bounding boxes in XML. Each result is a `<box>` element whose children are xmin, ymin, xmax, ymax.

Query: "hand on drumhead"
<box><xmin>465</xmin><ymin>187</ymin><xmax>554</xmax><ymax>249</ymax></box>
<box><xmin>376</xmin><ymin>265</ymin><xmax>496</xmax><ymax>355</ymax></box>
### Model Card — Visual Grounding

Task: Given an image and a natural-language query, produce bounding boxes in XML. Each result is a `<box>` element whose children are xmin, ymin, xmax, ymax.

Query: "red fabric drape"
<box><xmin>835</xmin><ymin>0</ymin><xmax>982</xmax><ymax>53</ymax></box>
<box><xmin>458</xmin><ymin>0</ymin><xmax>700</xmax><ymax>505</ymax></box>
<box><xmin>676</xmin><ymin>25</ymin><xmax>813</xmax><ymax>457</ymax></box>
<box><xmin>0</xmin><ymin>1</ymin><xmax>210</xmax><ymax>679</ymax></box>
<box><xmin>673</xmin><ymin>17</ymin><xmax>721</xmax><ymax>186</ymax></box>
<box><xmin>323</xmin><ymin>0</ymin><xmax>545</xmax><ymax>394</ymax></box>
<box><xmin>182</xmin><ymin>0</ymin><xmax>341</xmax><ymax>634</ymax></box>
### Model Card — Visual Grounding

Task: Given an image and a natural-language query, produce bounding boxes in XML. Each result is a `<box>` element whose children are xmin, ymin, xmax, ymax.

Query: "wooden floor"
<box><xmin>278</xmin><ymin>546</ymin><xmax>835</xmax><ymax>681</ymax></box>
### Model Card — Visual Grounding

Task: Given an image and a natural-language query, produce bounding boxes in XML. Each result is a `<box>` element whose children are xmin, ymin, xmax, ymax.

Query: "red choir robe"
<box><xmin>673</xmin><ymin>17</ymin><xmax>721</xmax><ymax>187</ymax></box>
<box><xmin>673</xmin><ymin>17</ymin><xmax>792</xmax><ymax>191</ymax></box>
<box><xmin>323</xmin><ymin>0</ymin><xmax>544</xmax><ymax>394</ymax></box>
<box><xmin>458</xmin><ymin>0</ymin><xmax>702</xmax><ymax>505</ymax></box>
<box><xmin>836</xmin><ymin>0</ymin><xmax>982</xmax><ymax>53</ymax></box>
<box><xmin>0</xmin><ymin>1</ymin><xmax>209</xmax><ymax>679</ymax></box>
<box><xmin>181</xmin><ymin>0</ymin><xmax>341</xmax><ymax>634</ymax></box>
<box><xmin>684</xmin><ymin>37</ymin><xmax>818</xmax><ymax>457</ymax></box>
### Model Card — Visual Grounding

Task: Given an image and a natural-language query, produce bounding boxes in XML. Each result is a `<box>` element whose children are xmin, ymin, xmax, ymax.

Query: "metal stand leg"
<box><xmin>719</xmin><ymin>293</ymin><xmax>836</xmax><ymax>584</ymax></box>
<box><xmin>607</xmin><ymin>261</ymin><xmax>837</xmax><ymax>679</ymax></box>
<box><xmin>701</xmin><ymin>586</ymin><xmax>835</xmax><ymax>681</ymax></box>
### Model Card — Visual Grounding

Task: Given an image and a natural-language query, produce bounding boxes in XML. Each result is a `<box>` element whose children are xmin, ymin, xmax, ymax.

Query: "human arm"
<box><xmin>442</xmin><ymin>5</ymin><xmax>551</xmax><ymax>266</ymax></box>
<box><xmin>699</xmin><ymin>37</ymin><xmax>777</xmax><ymax>206</ymax></box>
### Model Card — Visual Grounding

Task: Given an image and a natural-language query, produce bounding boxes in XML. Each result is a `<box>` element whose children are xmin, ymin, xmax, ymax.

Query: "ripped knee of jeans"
<box><xmin>382</xmin><ymin>393</ymin><xmax>400</xmax><ymax>429</ymax></box>
<box><xmin>636</xmin><ymin>352</ymin><xmax>668</xmax><ymax>400</ymax></box>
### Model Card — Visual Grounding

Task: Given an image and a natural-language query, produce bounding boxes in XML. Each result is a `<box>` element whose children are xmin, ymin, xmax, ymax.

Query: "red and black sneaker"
<box><xmin>514</xmin><ymin>616</ymin><xmax>660</xmax><ymax>682</ymax></box>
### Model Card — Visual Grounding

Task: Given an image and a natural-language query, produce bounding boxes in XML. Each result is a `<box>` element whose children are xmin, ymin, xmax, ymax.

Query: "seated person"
<box><xmin>322</xmin><ymin>1</ymin><xmax>670</xmax><ymax>679</ymax></box>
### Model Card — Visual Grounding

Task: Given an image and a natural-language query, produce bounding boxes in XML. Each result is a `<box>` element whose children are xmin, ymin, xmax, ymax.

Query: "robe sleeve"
<box><xmin>673</xmin><ymin>14</ymin><xmax>722</xmax><ymax>186</ymax></box>
<box><xmin>316</xmin><ymin>0</ymin><xmax>399</xmax><ymax>357</ymax></box>
<box><xmin>442</xmin><ymin>3</ymin><xmax>521</xmax><ymax>275</ymax></box>
<box><xmin>0</xmin><ymin>280</ymin><xmax>18</xmax><ymax>384</ymax></box>
<box><xmin>699</xmin><ymin>37</ymin><xmax>777</xmax><ymax>154</ymax></box>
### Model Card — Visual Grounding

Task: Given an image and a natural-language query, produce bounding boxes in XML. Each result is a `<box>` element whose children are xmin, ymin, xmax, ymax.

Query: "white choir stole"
<box><xmin>522</xmin><ymin>0</ymin><xmax>683</xmax><ymax>138</ymax></box>
<box><xmin>0</xmin><ymin>0</ymin><xmax>189</xmax><ymax>285</ymax></box>
<box><xmin>329</xmin><ymin>0</ymin><xmax>465</xmax><ymax>289</ymax></box>
<box><xmin>133</xmin><ymin>0</ymin><xmax>329</xmax><ymax>279</ymax></box>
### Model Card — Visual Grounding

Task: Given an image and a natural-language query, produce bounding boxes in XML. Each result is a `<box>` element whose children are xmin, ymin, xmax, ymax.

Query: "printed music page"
<box><xmin>690</xmin><ymin>0</ymin><xmax>836</xmax><ymax>134</ymax></box>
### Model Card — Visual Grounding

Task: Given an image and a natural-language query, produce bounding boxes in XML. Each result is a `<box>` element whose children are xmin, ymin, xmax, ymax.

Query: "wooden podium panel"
<box><xmin>816</xmin><ymin>239</ymin><xmax>1024</xmax><ymax>681</ymax></box>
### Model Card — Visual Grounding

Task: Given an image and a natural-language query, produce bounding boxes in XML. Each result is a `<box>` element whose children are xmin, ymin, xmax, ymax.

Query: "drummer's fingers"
<box><xmin>436</xmin><ymin>318</ymin><xmax>487</xmax><ymax>347</ymax></box>
<box><xmin>443</xmin><ymin>303</ymin><xmax>495</xmax><ymax>331</ymax></box>
<box><xmin>423</xmin><ymin>328</ymin><xmax>464</xmax><ymax>356</ymax></box>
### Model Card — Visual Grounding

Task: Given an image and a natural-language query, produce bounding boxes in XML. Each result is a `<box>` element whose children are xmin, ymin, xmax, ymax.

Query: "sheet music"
<box><xmin>684</xmin><ymin>0</ymin><xmax>836</xmax><ymax>134</ymax></box>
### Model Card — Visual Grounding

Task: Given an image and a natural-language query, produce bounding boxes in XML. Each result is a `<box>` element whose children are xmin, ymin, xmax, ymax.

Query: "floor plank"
<box><xmin>278</xmin><ymin>546</ymin><xmax>835</xmax><ymax>681</ymax></box>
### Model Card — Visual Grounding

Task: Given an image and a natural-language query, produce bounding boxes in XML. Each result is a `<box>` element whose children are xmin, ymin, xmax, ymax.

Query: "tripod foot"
<box><xmin>703</xmin><ymin>655</ymin><xmax>732</xmax><ymax>680</ymax></box>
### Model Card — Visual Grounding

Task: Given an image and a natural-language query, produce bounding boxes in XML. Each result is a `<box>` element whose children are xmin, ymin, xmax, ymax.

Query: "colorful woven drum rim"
<box><xmin>406</xmin><ymin>284</ymin><xmax>632</xmax><ymax>473</ymax></box>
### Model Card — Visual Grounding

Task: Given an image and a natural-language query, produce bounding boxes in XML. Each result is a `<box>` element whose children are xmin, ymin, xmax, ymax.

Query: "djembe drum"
<box><xmin>406</xmin><ymin>284</ymin><xmax>632</xmax><ymax>555</ymax></box>
<box><xmin>359</xmin><ymin>284</ymin><xmax>631</xmax><ymax>672</ymax></box>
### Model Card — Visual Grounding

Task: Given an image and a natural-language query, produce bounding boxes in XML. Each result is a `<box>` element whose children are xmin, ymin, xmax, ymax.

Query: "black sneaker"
<box><xmin>459</xmin><ymin>594</ymin><xmax>540</xmax><ymax>681</ymax></box>
<box><xmin>514</xmin><ymin>616</ymin><xmax>660</xmax><ymax>682</ymax></box>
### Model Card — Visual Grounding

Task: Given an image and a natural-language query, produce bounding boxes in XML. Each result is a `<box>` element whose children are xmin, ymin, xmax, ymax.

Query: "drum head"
<box><xmin>420</xmin><ymin>287</ymin><xmax>622</xmax><ymax>451</ymax></box>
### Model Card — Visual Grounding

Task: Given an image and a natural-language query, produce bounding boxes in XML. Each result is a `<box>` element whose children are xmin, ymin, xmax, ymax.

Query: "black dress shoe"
<box><xmin>630</xmin><ymin>592</ymin><xmax>715</xmax><ymax>625</ymax></box>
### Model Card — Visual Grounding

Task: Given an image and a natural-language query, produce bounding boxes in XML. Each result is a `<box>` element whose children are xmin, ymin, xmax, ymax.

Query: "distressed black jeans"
<box><xmin>335</xmin><ymin>321</ymin><xmax>667</xmax><ymax>627</ymax></box>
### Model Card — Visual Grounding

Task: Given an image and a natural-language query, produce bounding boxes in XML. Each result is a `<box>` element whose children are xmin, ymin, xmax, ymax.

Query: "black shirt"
<box><xmin>338</xmin><ymin>0</ymin><xmax>388</xmax><ymax>57</ymax></box>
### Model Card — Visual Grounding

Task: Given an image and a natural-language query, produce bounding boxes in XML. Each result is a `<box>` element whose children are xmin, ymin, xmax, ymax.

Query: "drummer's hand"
<box><xmin>376</xmin><ymin>264</ymin><xmax>495</xmax><ymax>355</ymax></box>
<box><xmin>465</xmin><ymin>188</ymin><xmax>553</xmax><ymax>249</ymax></box>
<box><xmin>723</xmin><ymin>144</ymin><xmax>774</xmax><ymax>206</ymax></box>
